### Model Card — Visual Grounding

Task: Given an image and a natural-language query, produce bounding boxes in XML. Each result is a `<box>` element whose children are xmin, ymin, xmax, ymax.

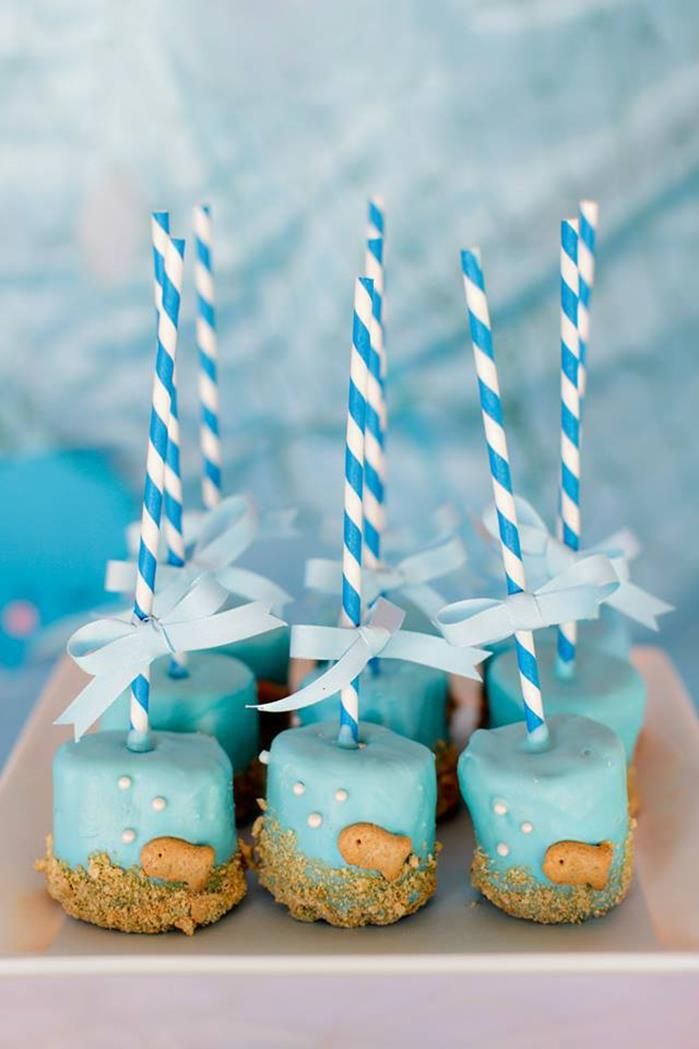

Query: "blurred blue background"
<box><xmin>1</xmin><ymin>0</ymin><xmax>697</xmax><ymax>760</ymax></box>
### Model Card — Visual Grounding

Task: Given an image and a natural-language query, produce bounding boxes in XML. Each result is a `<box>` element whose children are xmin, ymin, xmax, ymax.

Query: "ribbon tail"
<box><xmin>55</xmin><ymin>664</ymin><xmax>144</xmax><ymax>741</ymax></box>
<box><xmin>168</xmin><ymin>605</ymin><xmax>286</xmax><ymax>654</ymax></box>
<box><xmin>253</xmin><ymin>635</ymin><xmax>371</xmax><ymax>713</ymax></box>
<box><xmin>381</xmin><ymin>632</ymin><xmax>488</xmax><ymax>680</ymax></box>
<box><xmin>606</xmin><ymin>582</ymin><xmax>674</xmax><ymax>630</ymax></box>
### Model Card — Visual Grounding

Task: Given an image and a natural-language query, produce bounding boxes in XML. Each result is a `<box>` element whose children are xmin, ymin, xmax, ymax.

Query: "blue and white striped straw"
<box><xmin>577</xmin><ymin>200</ymin><xmax>599</xmax><ymax>410</ymax></box>
<box><xmin>362</xmin><ymin>197</ymin><xmax>386</xmax><ymax>570</ymax></box>
<box><xmin>153</xmin><ymin>213</ymin><xmax>186</xmax><ymax>572</ymax></box>
<box><xmin>557</xmin><ymin>220</ymin><xmax>581</xmax><ymax>676</ymax></box>
<box><xmin>128</xmin><ymin>235</ymin><xmax>185</xmax><ymax>751</ymax></box>
<box><xmin>152</xmin><ymin>214</ymin><xmax>187</xmax><ymax>677</ymax></box>
<box><xmin>339</xmin><ymin>277</ymin><xmax>373</xmax><ymax>748</ymax></box>
<box><xmin>194</xmin><ymin>203</ymin><xmax>222</xmax><ymax>510</ymax></box>
<box><xmin>461</xmin><ymin>249</ymin><xmax>547</xmax><ymax>745</ymax></box>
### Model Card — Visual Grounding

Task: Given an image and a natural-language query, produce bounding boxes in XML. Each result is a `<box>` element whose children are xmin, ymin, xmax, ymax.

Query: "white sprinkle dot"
<box><xmin>493</xmin><ymin>800</ymin><xmax>508</xmax><ymax>816</ymax></box>
<box><xmin>151</xmin><ymin>797</ymin><xmax>167</xmax><ymax>812</ymax></box>
<box><xmin>259</xmin><ymin>750</ymin><xmax>270</xmax><ymax>766</ymax></box>
<box><xmin>291</xmin><ymin>714</ymin><xmax>301</xmax><ymax>728</ymax></box>
<box><xmin>521</xmin><ymin>821</ymin><xmax>533</xmax><ymax>834</ymax></box>
<box><xmin>335</xmin><ymin>788</ymin><xmax>348</xmax><ymax>803</ymax></box>
<box><xmin>117</xmin><ymin>776</ymin><xmax>132</xmax><ymax>791</ymax></box>
<box><xmin>121</xmin><ymin>829</ymin><xmax>136</xmax><ymax>844</ymax></box>
<box><xmin>307</xmin><ymin>812</ymin><xmax>322</xmax><ymax>828</ymax></box>
<box><xmin>293</xmin><ymin>782</ymin><xmax>305</xmax><ymax>796</ymax></box>
<box><xmin>496</xmin><ymin>842</ymin><xmax>510</xmax><ymax>857</ymax></box>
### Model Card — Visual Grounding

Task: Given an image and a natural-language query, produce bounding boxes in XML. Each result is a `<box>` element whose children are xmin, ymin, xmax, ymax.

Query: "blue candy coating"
<box><xmin>101</xmin><ymin>652</ymin><xmax>259</xmax><ymax>773</ymax></box>
<box><xmin>219</xmin><ymin>626</ymin><xmax>290</xmax><ymax>684</ymax></box>
<box><xmin>486</xmin><ymin>639</ymin><xmax>645</xmax><ymax>759</ymax></box>
<box><xmin>266</xmin><ymin>722</ymin><xmax>437</xmax><ymax>869</ymax></box>
<box><xmin>458</xmin><ymin>714</ymin><xmax>629</xmax><ymax>885</ymax></box>
<box><xmin>52</xmin><ymin>729</ymin><xmax>237</xmax><ymax>870</ymax></box>
<box><xmin>296</xmin><ymin>661</ymin><xmax>449</xmax><ymax>750</ymax></box>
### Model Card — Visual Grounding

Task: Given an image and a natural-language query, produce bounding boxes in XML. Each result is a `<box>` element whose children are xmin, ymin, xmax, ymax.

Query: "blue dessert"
<box><xmin>40</xmin><ymin>729</ymin><xmax>246</xmax><ymax>933</ymax></box>
<box><xmin>254</xmin><ymin>721</ymin><xmax>438</xmax><ymax>925</ymax></box>
<box><xmin>459</xmin><ymin>714</ymin><xmax>632</xmax><ymax>923</ymax></box>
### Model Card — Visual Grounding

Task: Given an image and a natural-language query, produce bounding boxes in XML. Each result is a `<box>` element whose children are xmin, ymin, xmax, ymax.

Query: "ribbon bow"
<box><xmin>435</xmin><ymin>554</ymin><xmax>620</xmax><ymax>649</ymax></box>
<box><xmin>254</xmin><ymin>597</ymin><xmax>490</xmax><ymax>714</ymax></box>
<box><xmin>57</xmin><ymin>573</ymin><xmax>285</xmax><ymax>739</ymax></box>
<box><xmin>111</xmin><ymin>495</ymin><xmax>295</xmax><ymax>614</ymax></box>
<box><xmin>482</xmin><ymin>497</ymin><xmax>672</xmax><ymax>630</ymax></box>
<box><xmin>305</xmin><ymin>535</ymin><xmax>467</xmax><ymax>618</ymax></box>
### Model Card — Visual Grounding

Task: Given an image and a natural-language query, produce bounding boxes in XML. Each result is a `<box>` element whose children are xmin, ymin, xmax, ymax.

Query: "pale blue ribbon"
<box><xmin>57</xmin><ymin>573</ymin><xmax>285</xmax><ymax>739</ymax></box>
<box><xmin>435</xmin><ymin>554</ymin><xmax>620</xmax><ymax>648</ymax></box>
<box><xmin>112</xmin><ymin>495</ymin><xmax>295</xmax><ymax>615</ymax></box>
<box><xmin>253</xmin><ymin>597</ymin><xmax>490</xmax><ymax>714</ymax></box>
<box><xmin>482</xmin><ymin>497</ymin><xmax>673</xmax><ymax>630</ymax></box>
<box><xmin>305</xmin><ymin>535</ymin><xmax>467</xmax><ymax>618</ymax></box>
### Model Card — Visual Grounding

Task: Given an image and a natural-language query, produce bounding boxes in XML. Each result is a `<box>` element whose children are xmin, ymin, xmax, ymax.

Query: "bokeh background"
<box><xmin>1</xmin><ymin>0</ymin><xmax>697</xmax><ymax>759</ymax></box>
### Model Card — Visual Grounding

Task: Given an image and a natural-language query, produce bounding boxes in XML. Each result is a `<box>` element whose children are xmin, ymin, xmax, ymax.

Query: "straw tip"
<box><xmin>368</xmin><ymin>197</ymin><xmax>385</xmax><ymax>232</ymax></box>
<box><xmin>460</xmin><ymin>248</ymin><xmax>483</xmax><ymax>280</ymax></box>
<box><xmin>579</xmin><ymin>199</ymin><xmax>599</xmax><ymax>222</ymax></box>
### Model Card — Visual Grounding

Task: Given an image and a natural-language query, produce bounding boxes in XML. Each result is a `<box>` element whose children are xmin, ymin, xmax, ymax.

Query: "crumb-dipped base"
<box><xmin>252</xmin><ymin>816</ymin><xmax>438</xmax><ymax>927</ymax></box>
<box><xmin>37</xmin><ymin>835</ymin><xmax>247</xmax><ymax>935</ymax></box>
<box><xmin>470</xmin><ymin>830</ymin><xmax>634</xmax><ymax>924</ymax></box>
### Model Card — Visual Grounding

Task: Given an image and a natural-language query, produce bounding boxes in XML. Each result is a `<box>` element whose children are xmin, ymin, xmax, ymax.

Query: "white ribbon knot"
<box><xmin>482</xmin><ymin>497</ymin><xmax>672</xmax><ymax>631</ymax></box>
<box><xmin>111</xmin><ymin>494</ymin><xmax>295</xmax><ymax>615</ymax></box>
<box><xmin>56</xmin><ymin>572</ymin><xmax>286</xmax><ymax>740</ymax></box>
<box><xmin>253</xmin><ymin>597</ymin><xmax>490</xmax><ymax>715</ymax></box>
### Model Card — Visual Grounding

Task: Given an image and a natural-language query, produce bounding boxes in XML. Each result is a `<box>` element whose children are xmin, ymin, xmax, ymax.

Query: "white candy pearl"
<box><xmin>307</xmin><ymin>812</ymin><xmax>322</xmax><ymax>828</ymax></box>
<box><xmin>151</xmin><ymin>797</ymin><xmax>167</xmax><ymax>812</ymax></box>
<box><xmin>293</xmin><ymin>782</ymin><xmax>305</xmax><ymax>796</ymax></box>
<box><xmin>259</xmin><ymin>750</ymin><xmax>270</xmax><ymax>766</ymax></box>
<box><xmin>493</xmin><ymin>800</ymin><xmax>508</xmax><ymax>816</ymax></box>
<box><xmin>121</xmin><ymin>829</ymin><xmax>136</xmax><ymax>844</ymax></box>
<box><xmin>117</xmin><ymin>776</ymin><xmax>132</xmax><ymax>791</ymax></box>
<box><xmin>496</xmin><ymin>842</ymin><xmax>510</xmax><ymax>857</ymax></box>
<box><xmin>335</xmin><ymin>789</ymin><xmax>348</xmax><ymax>802</ymax></box>
<box><xmin>521</xmin><ymin>821</ymin><xmax>533</xmax><ymax>834</ymax></box>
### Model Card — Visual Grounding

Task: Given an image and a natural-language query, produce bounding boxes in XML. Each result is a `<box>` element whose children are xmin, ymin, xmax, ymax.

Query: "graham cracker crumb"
<box><xmin>253</xmin><ymin>816</ymin><xmax>438</xmax><ymax>927</ymax></box>
<box><xmin>38</xmin><ymin>835</ymin><xmax>247</xmax><ymax>935</ymax></box>
<box><xmin>470</xmin><ymin>830</ymin><xmax>634</xmax><ymax>924</ymax></box>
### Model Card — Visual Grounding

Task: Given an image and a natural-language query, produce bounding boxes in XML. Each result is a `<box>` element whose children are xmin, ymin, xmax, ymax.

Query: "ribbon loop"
<box><xmin>305</xmin><ymin>535</ymin><xmax>466</xmax><ymax>617</ymax></box>
<box><xmin>482</xmin><ymin>496</ymin><xmax>672</xmax><ymax>630</ymax></box>
<box><xmin>111</xmin><ymin>494</ymin><xmax>294</xmax><ymax>614</ymax></box>
<box><xmin>435</xmin><ymin>553</ymin><xmax>620</xmax><ymax>649</ymax></box>
<box><xmin>254</xmin><ymin>597</ymin><xmax>489</xmax><ymax>715</ymax></box>
<box><xmin>57</xmin><ymin>573</ymin><xmax>286</xmax><ymax>740</ymax></box>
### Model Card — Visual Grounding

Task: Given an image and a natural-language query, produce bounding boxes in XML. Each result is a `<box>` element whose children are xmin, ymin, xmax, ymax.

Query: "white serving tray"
<box><xmin>1</xmin><ymin>647</ymin><xmax>698</xmax><ymax>976</ymax></box>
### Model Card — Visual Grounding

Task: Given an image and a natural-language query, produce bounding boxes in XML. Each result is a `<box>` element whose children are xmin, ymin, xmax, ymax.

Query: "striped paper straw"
<box><xmin>461</xmin><ymin>249</ymin><xmax>547</xmax><ymax>745</ymax></box>
<box><xmin>339</xmin><ymin>277</ymin><xmax>373</xmax><ymax>748</ymax></box>
<box><xmin>194</xmin><ymin>203</ymin><xmax>222</xmax><ymax>510</ymax></box>
<box><xmin>152</xmin><ymin>214</ymin><xmax>187</xmax><ymax>676</ymax></box>
<box><xmin>362</xmin><ymin>197</ymin><xmax>386</xmax><ymax>570</ymax></box>
<box><xmin>577</xmin><ymin>200</ymin><xmax>599</xmax><ymax>410</ymax></box>
<box><xmin>557</xmin><ymin>219</ymin><xmax>581</xmax><ymax>676</ymax></box>
<box><xmin>128</xmin><ymin>235</ymin><xmax>185</xmax><ymax>752</ymax></box>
